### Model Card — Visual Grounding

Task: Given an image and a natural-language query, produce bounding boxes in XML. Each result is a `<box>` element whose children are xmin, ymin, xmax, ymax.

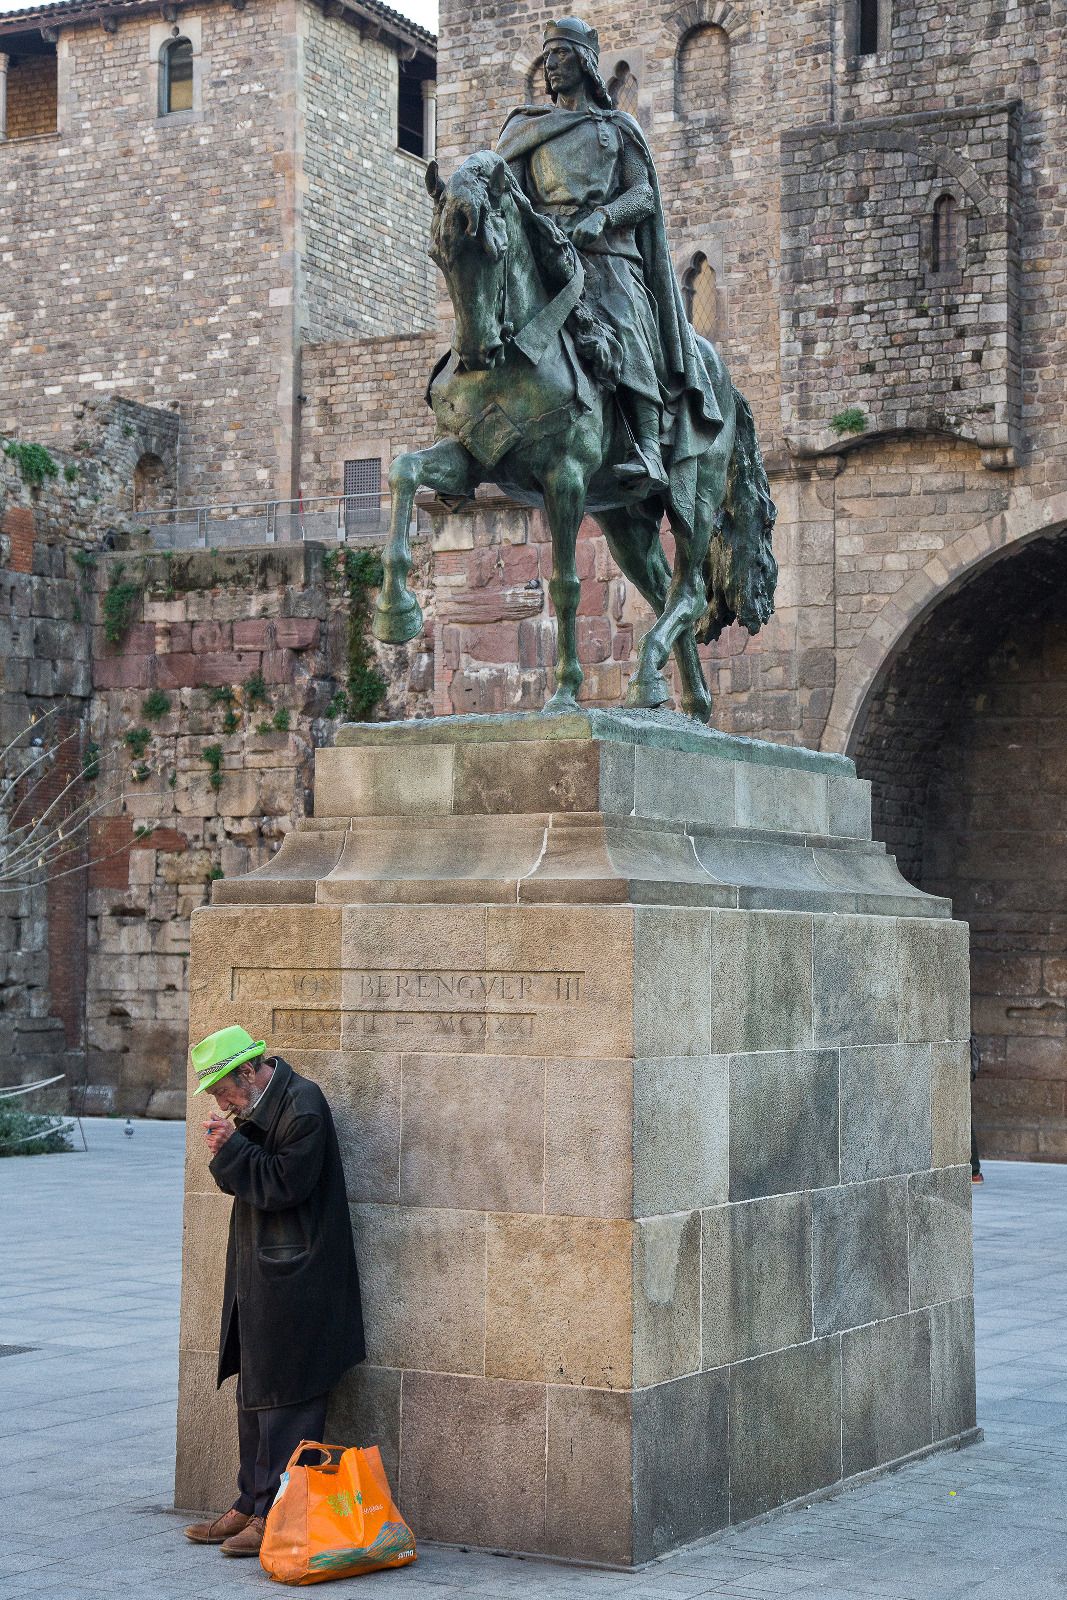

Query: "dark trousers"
<box><xmin>235</xmin><ymin>1383</ymin><xmax>329</xmax><ymax>1518</ymax></box>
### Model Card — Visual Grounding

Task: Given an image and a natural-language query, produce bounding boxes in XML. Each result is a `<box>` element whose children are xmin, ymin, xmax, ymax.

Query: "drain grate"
<box><xmin>0</xmin><ymin>1344</ymin><xmax>37</xmax><ymax>1359</ymax></box>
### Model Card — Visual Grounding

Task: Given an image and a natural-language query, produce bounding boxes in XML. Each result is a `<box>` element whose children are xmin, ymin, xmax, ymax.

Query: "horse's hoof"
<box><xmin>373</xmin><ymin>598</ymin><xmax>423</xmax><ymax>645</ymax></box>
<box><xmin>543</xmin><ymin>690</ymin><xmax>582</xmax><ymax>715</ymax></box>
<box><xmin>625</xmin><ymin>672</ymin><xmax>672</xmax><ymax>710</ymax></box>
<box><xmin>680</xmin><ymin>689</ymin><xmax>713</xmax><ymax>724</ymax></box>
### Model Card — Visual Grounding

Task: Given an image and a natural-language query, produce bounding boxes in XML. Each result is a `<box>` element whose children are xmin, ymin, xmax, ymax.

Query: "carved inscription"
<box><xmin>348</xmin><ymin>969</ymin><xmax>581</xmax><ymax>1007</ymax></box>
<box><xmin>354</xmin><ymin>1010</ymin><xmax>536</xmax><ymax>1042</ymax></box>
<box><xmin>234</xmin><ymin>968</ymin><xmax>341</xmax><ymax>1004</ymax></box>
<box><xmin>271</xmin><ymin>1008</ymin><xmax>341</xmax><ymax>1046</ymax></box>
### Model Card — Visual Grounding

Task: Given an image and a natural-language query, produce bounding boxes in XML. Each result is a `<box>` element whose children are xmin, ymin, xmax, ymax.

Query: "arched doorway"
<box><xmin>850</xmin><ymin>531</ymin><xmax>1067</xmax><ymax>1162</ymax></box>
<box><xmin>133</xmin><ymin>451</ymin><xmax>175</xmax><ymax>513</ymax></box>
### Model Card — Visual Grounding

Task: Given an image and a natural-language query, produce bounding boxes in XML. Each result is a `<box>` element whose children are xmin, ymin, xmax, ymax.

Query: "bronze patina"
<box><xmin>373</xmin><ymin>16</ymin><xmax>778</xmax><ymax>721</ymax></box>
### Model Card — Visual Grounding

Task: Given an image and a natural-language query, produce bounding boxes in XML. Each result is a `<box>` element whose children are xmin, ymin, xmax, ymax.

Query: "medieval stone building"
<box><xmin>3</xmin><ymin>0</ymin><xmax>1066</xmax><ymax>1158</ymax></box>
<box><xmin>0</xmin><ymin>0</ymin><xmax>437</xmax><ymax>505</ymax></box>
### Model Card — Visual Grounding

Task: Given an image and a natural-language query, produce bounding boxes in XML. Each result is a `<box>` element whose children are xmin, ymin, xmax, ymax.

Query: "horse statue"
<box><xmin>372</xmin><ymin>149</ymin><xmax>777</xmax><ymax>722</ymax></box>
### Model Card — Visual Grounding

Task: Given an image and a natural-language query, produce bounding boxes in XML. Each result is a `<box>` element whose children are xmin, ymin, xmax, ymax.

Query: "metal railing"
<box><xmin>141</xmin><ymin>494</ymin><xmax>422</xmax><ymax>550</ymax></box>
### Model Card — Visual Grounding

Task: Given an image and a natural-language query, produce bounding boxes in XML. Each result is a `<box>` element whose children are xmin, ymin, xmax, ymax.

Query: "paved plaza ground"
<box><xmin>1</xmin><ymin>1120</ymin><xmax>1065</xmax><ymax>1600</ymax></box>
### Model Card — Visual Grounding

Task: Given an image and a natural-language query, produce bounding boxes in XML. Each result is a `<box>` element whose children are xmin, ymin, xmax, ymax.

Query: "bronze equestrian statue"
<box><xmin>373</xmin><ymin>16</ymin><xmax>777</xmax><ymax>722</ymax></box>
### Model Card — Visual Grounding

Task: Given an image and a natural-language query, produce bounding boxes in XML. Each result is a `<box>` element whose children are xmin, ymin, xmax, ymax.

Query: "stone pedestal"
<box><xmin>176</xmin><ymin>710</ymin><xmax>978</xmax><ymax>1565</ymax></box>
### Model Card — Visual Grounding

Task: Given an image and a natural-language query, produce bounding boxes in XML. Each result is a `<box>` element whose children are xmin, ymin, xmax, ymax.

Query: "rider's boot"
<box><xmin>615</xmin><ymin>395</ymin><xmax>668</xmax><ymax>492</ymax></box>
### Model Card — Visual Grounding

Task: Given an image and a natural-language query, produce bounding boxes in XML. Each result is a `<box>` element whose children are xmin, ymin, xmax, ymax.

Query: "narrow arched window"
<box><xmin>683</xmin><ymin>253</ymin><xmax>720</xmax><ymax>341</ymax></box>
<box><xmin>607</xmin><ymin>60</ymin><xmax>639</xmax><ymax>117</ymax></box>
<box><xmin>858</xmin><ymin>0</ymin><xmax>880</xmax><ymax>55</ymax></box>
<box><xmin>160</xmin><ymin>37</ymin><xmax>193</xmax><ymax>115</ymax></box>
<box><xmin>677</xmin><ymin>25</ymin><xmax>730</xmax><ymax>118</ymax></box>
<box><xmin>932</xmin><ymin>193</ymin><xmax>958</xmax><ymax>273</ymax></box>
<box><xmin>526</xmin><ymin>55</ymin><xmax>547</xmax><ymax>102</ymax></box>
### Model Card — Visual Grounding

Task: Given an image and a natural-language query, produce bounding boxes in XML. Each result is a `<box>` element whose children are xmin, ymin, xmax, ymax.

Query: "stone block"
<box><xmin>633</xmin><ymin>744</ymin><xmax>736</xmax><ymax>826</ymax></box>
<box><xmin>174</xmin><ymin>1356</ymin><xmax>239</xmax><ymax>1514</ymax></box>
<box><xmin>633</xmin><ymin>907</ymin><xmax>715</xmax><ymax>1057</ymax></box>
<box><xmin>485</xmin><ymin>905</ymin><xmax>634</xmax><ymax>1059</ymax></box>
<box><xmin>177</xmin><ymin>1190</ymin><xmax>232</xmax><ymax>1354</ymax></box>
<box><xmin>399</xmin><ymin>1372</ymin><xmax>547</xmax><ymax>1552</ymax></box>
<box><xmin>813</xmin><ymin>1177</ymin><xmax>910</xmax><ymax>1335</ymax></box>
<box><xmin>814</xmin><ymin>914</ymin><xmax>899</xmax><ymax>1046</ymax></box>
<box><xmin>710</xmin><ymin>911</ymin><xmax>813</xmax><ymax>1053</ymax></box>
<box><xmin>632</xmin><ymin>1368</ymin><xmax>730</xmax><ymax>1562</ymax></box>
<box><xmin>633</xmin><ymin>1211</ymin><xmax>701</xmax><ymax>1386</ymax></box>
<box><xmin>729</xmin><ymin>1338</ymin><xmax>841</xmax><ymax>1522</ymax></box>
<box><xmin>735</xmin><ymin>763</ymin><xmax>828</xmax><ymax>834</ymax></box>
<box><xmin>289</xmin><ymin>1050</ymin><xmax>400</xmax><ymax>1204</ymax></box>
<box><xmin>452</xmin><ymin>738</ymin><xmax>600</xmax><ymax>814</ymax></box>
<box><xmin>932</xmin><ymin>1040</ymin><xmax>971</xmax><ymax>1168</ymax></box>
<box><xmin>840</xmin><ymin>1044</ymin><xmax>933</xmax><ymax>1183</ymax></box>
<box><xmin>930</xmin><ymin>1296</ymin><xmax>977</xmax><ymax>1440</ymax></box>
<box><xmin>908</xmin><ymin>1167</ymin><xmax>974</xmax><ymax>1308</ymax></box>
<box><xmin>316</xmin><ymin>745</ymin><xmax>454</xmax><ymax>817</ymax></box>
<box><xmin>898</xmin><ymin>917</ymin><xmax>970</xmax><ymax>1043</ymax></box>
<box><xmin>545</xmin><ymin>1057</ymin><xmax>633</xmax><ymax>1218</ymax></box>
<box><xmin>828</xmin><ymin>775</ymin><xmax>872</xmax><ymax>839</ymax></box>
<box><xmin>485</xmin><ymin>1214</ymin><xmax>632</xmax><ymax>1387</ymax></box>
<box><xmin>842</xmin><ymin>1312</ymin><xmax>932</xmax><ymax>1476</ymax></box>
<box><xmin>633</xmin><ymin>1055</ymin><xmax>729</xmax><ymax>1215</ymax></box>
<box><xmin>730</xmin><ymin>1049</ymin><xmax>838</xmax><ymax>1200</ymax></box>
<box><xmin>547</xmin><ymin>1387</ymin><xmax>632</xmax><ymax>1565</ymax></box>
<box><xmin>702</xmin><ymin>1193</ymin><xmax>812</xmax><ymax>1366</ymax></box>
<box><xmin>350</xmin><ymin>1205</ymin><xmax>486</xmax><ymax>1374</ymax></box>
<box><xmin>326</xmin><ymin>1365</ymin><xmax>402</xmax><ymax>1487</ymax></box>
<box><xmin>400</xmin><ymin>1053</ymin><xmax>544</xmax><ymax>1212</ymax></box>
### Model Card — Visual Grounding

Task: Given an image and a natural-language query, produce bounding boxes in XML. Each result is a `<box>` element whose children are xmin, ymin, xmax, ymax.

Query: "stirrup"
<box><xmin>615</xmin><ymin>444</ymin><xmax>667</xmax><ymax>491</ymax></box>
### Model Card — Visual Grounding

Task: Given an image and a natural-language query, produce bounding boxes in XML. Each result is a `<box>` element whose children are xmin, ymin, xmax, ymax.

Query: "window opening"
<box><xmin>160</xmin><ymin>37</ymin><xmax>193</xmax><ymax>114</ymax></box>
<box><xmin>1</xmin><ymin>32</ymin><xmax>58</xmax><ymax>138</ymax></box>
<box><xmin>607</xmin><ymin>60</ymin><xmax>639</xmax><ymax>117</ymax></box>
<box><xmin>344</xmin><ymin>459</ymin><xmax>382</xmax><ymax>533</ymax></box>
<box><xmin>932</xmin><ymin>194</ymin><xmax>958</xmax><ymax>275</ymax></box>
<box><xmin>858</xmin><ymin>0</ymin><xmax>879</xmax><ymax>56</ymax></box>
<box><xmin>676</xmin><ymin>25</ymin><xmax>730</xmax><ymax>119</ymax></box>
<box><xmin>682</xmin><ymin>253</ymin><xmax>720</xmax><ymax>342</ymax></box>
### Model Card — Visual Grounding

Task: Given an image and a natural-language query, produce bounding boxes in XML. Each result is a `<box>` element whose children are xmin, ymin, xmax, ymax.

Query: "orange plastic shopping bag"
<box><xmin>260</xmin><ymin>1439</ymin><xmax>417</xmax><ymax>1586</ymax></box>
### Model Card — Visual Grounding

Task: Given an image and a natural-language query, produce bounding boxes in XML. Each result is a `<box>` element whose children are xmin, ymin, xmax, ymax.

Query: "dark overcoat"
<box><xmin>208</xmin><ymin>1056</ymin><xmax>365</xmax><ymax>1409</ymax></box>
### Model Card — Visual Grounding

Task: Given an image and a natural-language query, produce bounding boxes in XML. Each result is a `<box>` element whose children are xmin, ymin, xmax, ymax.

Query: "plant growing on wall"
<box><xmin>336</xmin><ymin>549</ymin><xmax>387</xmax><ymax>721</ymax></box>
<box><xmin>2</xmin><ymin>438</ymin><xmax>59</xmax><ymax>488</ymax></box>
<box><xmin>102</xmin><ymin>564</ymin><xmax>142</xmax><ymax>646</ymax></box>
<box><xmin>829</xmin><ymin>408</ymin><xmax>868</xmax><ymax>437</ymax></box>
<box><xmin>243</xmin><ymin>670</ymin><xmax>268</xmax><ymax>709</ymax></box>
<box><xmin>123</xmin><ymin>728</ymin><xmax>152</xmax><ymax>760</ymax></box>
<box><xmin>141</xmin><ymin>690</ymin><xmax>171</xmax><ymax>722</ymax></box>
<box><xmin>203</xmin><ymin>743</ymin><xmax>224</xmax><ymax>793</ymax></box>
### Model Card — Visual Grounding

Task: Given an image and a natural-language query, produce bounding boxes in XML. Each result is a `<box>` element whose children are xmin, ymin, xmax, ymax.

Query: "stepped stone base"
<box><xmin>176</xmin><ymin>710</ymin><xmax>978</xmax><ymax>1565</ymax></box>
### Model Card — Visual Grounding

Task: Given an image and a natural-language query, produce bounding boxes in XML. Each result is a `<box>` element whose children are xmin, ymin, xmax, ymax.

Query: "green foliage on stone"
<box><xmin>124</xmin><ymin>727</ymin><xmax>151</xmax><ymax>759</ymax></box>
<box><xmin>829</xmin><ymin>408</ymin><xmax>868</xmax><ymax>437</ymax></box>
<box><xmin>208</xmin><ymin>685</ymin><xmax>234</xmax><ymax>706</ymax></box>
<box><xmin>221</xmin><ymin>708</ymin><xmax>240</xmax><ymax>735</ymax></box>
<box><xmin>2</xmin><ymin>438</ymin><xmax>59</xmax><ymax>488</ymax></box>
<box><xmin>102</xmin><ymin>564</ymin><xmax>142</xmax><ymax>646</ymax></box>
<box><xmin>63</xmin><ymin>463</ymin><xmax>79</xmax><ymax>484</ymax></box>
<box><xmin>272</xmin><ymin>707</ymin><xmax>291</xmax><ymax>733</ymax></box>
<box><xmin>341</xmin><ymin>549</ymin><xmax>387</xmax><ymax>721</ymax></box>
<box><xmin>208</xmin><ymin>865</ymin><xmax>225</xmax><ymax>882</ymax></box>
<box><xmin>244</xmin><ymin>670</ymin><xmax>268</xmax><ymax>708</ymax></box>
<box><xmin>142</xmin><ymin>689</ymin><xmax>172</xmax><ymax>721</ymax></box>
<box><xmin>131</xmin><ymin>762</ymin><xmax>151</xmax><ymax>784</ymax></box>
<box><xmin>203</xmin><ymin>743</ymin><xmax>224</xmax><ymax>792</ymax></box>
<box><xmin>82</xmin><ymin>741</ymin><xmax>101</xmax><ymax>781</ymax></box>
<box><xmin>0</xmin><ymin>1106</ymin><xmax>73</xmax><ymax>1157</ymax></box>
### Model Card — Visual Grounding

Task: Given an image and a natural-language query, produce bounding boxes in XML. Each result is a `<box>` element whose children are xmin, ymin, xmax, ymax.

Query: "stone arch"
<box><xmin>824</xmin><ymin>491</ymin><xmax>1067</xmax><ymax>755</ymax></box>
<box><xmin>837</xmin><ymin>501</ymin><xmax>1067</xmax><ymax>1161</ymax></box>
<box><xmin>665</xmin><ymin>0</ymin><xmax>749</xmax><ymax>47</ymax></box>
<box><xmin>133</xmin><ymin>451</ymin><xmax>175</xmax><ymax>513</ymax></box>
<box><xmin>676</xmin><ymin>22</ymin><xmax>730</xmax><ymax>117</ymax></box>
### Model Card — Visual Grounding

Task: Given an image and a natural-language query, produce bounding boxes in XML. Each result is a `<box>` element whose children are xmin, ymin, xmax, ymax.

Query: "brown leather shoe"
<box><xmin>221</xmin><ymin>1515</ymin><xmax>266</xmax><ymax>1557</ymax></box>
<box><xmin>184</xmin><ymin>1508</ymin><xmax>251</xmax><ymax>1545</ymax></box>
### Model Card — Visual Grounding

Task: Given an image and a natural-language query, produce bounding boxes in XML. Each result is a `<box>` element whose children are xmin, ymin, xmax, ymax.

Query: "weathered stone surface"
<box><xmin>931</xmin><ymin>1041</ymin><xmax>972</xmax><ymax>1171</ymax></box>
<box><xmin>702</xmin><ymin>1193</ymin><xmax>812</xmax><ymax>1367</ymax></box>
<box><xmin>545</xmin><ymin>1057</ymin><xmax>633</xmax><ymax>1219</ymax></box>
<box><xmin>290</xmin><ymin>1049</ymin><xmax>401</xmax><ymax>1204</ymax></box>
<box><xmin>633</xmin><ymin>1055</ymin><xmax>729</xmax><ymax>1215</ymax></box>
<box><xmin>814</xmin><ymin>915</ymin><xmax>899</xmax><ymax>1047</ymax></box>
<box><xmin>547</xmin><ymin>1387</ymin><xmax>633</xmax><ymax>1565</ymax></box>
<box><xmin>633</xmin><ymin>907</ymin><xmax>715</xmax><ymax>1057</ymax></box>
<box><xmin>350</xmin><ymin>1204</ymin><xmax>486</xmax><ymax>1374</ymax></box>
<box><xmin>813</xmin><ymin>1177</ymin><xmax>910</xmax><ymax>1335</ymax></box>
<box><xmin>400</xmin><ymin>1053</ymin><xmax>544</xmax><ymax>1211</ymax></box>
<box><xmin>729</xmin><ymin>1339</ymin><xmax>842</xmax><ymax>1522</ymax></box>
<box><xmin>899</xmin><ymin>918</ymin><xmax>971</xmax><ymax>1044</ymax></box>
<box><xmin>930</xmin><ymin>1297</ymin><xmax>978</xmax><ymax>1441</ymax></box>
<box><xmin>326</xmin><ymin>1365</ymin><xmax>402</xmax><ymax>1486</ymax></box>
<box><xmin>632</xmin><ymin>1369</ymin><xmax>730</xmax><ymax>1561</ymax></box>
<box><xmin>908</xmin><ymin>1167</ymin><xmax>974</xmax><ymax>1308</ymax></box>
<box><xmin>840</xmin><ymin>1044</ymin><xmax>934</xmax><ymax>1183</ymax></box>
<box><xmin>710</xmin><ymin>911</ymin><xmax>814</xmax><ymax>1053</ymax></box>
<box><xmin>842</xmin><ymin>1313</ymin><xmax>932</xmax><ymax>1476</ymax></box>
<box><xmin>729</xmin><ymin>1049</ymin><xmax>838</xmax><ymax>1200</ymax></box>
<box><xmin>175</xmin><ymin>1357</ymin><xmax>239</xmax><ymax>1514</ymax></box>
<box><xmin>633</xmin><ymin>1212</ymin><xmax>701</xmax><ymax>1386</ymax></box>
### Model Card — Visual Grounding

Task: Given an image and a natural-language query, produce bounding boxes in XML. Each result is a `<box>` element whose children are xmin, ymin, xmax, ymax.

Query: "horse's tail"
<box><xmin>695</xmin><ymin>386</ymin><xmax>778</xmax><ymax>645</ymax></box>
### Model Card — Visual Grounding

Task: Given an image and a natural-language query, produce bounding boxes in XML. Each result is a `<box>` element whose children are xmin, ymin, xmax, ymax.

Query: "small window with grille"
<box><xmin>682</xmin><ymin>253</ymin><xmax>721</xmax><ymax>342</ymax></box>
<box><xmin>344</xmin><ymin>459</ymin><xmax>382</xmax><ymax>533</ymax></box>
<box><xmin>607</xmin><ymin>61</ymin><xmax>639</xmax><ymax>117</ymax></box>
<box><xmin>932</xmin><ymin>193</ymin><xmax>958</xmax><ymax>275</ymax></box>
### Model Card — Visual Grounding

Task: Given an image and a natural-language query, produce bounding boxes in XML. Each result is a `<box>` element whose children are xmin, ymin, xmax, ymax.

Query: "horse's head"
<box><xmin>427</xmin><ymin>152</ymin><xmax>515</xmax><ymax>371</ymax></box>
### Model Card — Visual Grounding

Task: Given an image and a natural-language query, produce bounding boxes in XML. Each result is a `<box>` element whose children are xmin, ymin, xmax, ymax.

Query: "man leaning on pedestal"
<box><xmin>182</xmin><ymin>1026</ymin><xmax>365</xmax><ymax>1558</ymax></box>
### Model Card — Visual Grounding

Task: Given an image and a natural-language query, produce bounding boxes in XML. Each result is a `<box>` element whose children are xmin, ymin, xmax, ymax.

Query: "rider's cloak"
<box><xmin>496</xmin><ymin>104</ymin><xmax>725</xmax><ymax>530</ymax></box>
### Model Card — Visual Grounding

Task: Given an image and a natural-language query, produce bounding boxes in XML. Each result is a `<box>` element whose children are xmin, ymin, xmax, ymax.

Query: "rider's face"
<box><xmin>544</xmin><ymin>43</ymin><xmax>583</xmax><ymax>97</ymax></box>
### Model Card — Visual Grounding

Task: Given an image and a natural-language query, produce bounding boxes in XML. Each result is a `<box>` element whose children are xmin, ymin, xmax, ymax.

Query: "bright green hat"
<box><xmin>191</xmin><ymin>1025</ymin><xmax>265</xmax><ymax>1094</ymax></box>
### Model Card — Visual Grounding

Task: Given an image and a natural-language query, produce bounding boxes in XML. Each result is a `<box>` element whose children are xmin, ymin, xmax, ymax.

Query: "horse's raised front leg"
<box><xmin>596</xmin><ymin>505</ymin><xmax>712</xmax><ymax>724</ymax></box>
<box><xmin>373</xmin><ymin>440</ymin><xmax>479</xmax><ymax>644</ymax></box>
<box><xmin>542</xmin><ymin>463</ymin><xmax>588</xmax><ymax>712</ymax></box>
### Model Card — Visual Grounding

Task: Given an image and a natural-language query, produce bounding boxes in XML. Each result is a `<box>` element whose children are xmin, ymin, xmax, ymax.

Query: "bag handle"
<box><xmin>282</xmin><ymin>1438</ymin><xmax>347</xmax><ymax>1473</ymax></box>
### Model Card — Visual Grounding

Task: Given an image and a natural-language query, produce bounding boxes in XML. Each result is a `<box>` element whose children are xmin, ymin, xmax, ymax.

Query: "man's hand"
<box><xmin>203</xmin><ymin>1115</ymin><xmax>235</xmax><ymax>1156</ymax></box>
<box><xmin>572</xmin><ymin>209</ymin><xmax>607</xmax><ymax>249</ymax></box>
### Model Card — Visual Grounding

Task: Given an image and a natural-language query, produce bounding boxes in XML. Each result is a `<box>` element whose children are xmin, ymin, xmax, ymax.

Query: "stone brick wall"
<box><xmin>299</xmin><ymin>333</ymin><xmax>440</xmax><ymax>499</ymax></box>
<box><xmin>6</xmin><ymin>53</ymin><xmax>57</xmax><ymax>139</ymax></box>
<box><xmin>302</xmin><ymin>10</ymin><xmax>436</xmax><ymax>342</ymax></box>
